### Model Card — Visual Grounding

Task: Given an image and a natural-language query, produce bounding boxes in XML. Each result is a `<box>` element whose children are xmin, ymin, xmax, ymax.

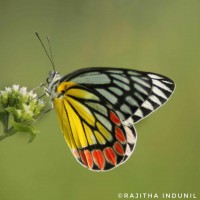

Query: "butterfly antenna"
<box><xmin>47</xmin><ymin>36</ymin><xmax>55</xmax><ymax>70</ymax></box>
<box><xmin>35</xmin><ymin>32</ymin><xmax>56</xmax><ymax>72</ymax></box>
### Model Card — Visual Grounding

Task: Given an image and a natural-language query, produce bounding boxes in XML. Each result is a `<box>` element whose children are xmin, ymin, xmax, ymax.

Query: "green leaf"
<box><xmin>28</xmin><ymin>132</ymin><xmax>37</xmax><ymax>143</ymax></box>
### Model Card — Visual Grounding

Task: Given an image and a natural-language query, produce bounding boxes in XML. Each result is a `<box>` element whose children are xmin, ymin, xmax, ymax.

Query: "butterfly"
<box><xmin>44</xmin><ymin>67</ymin><xmax>175</xmax><ymax>171</ymax></box>
<box><xmin>36</xmin><ymin>33</ymin><xmax>175</xmax><ymax>171</ymax></box>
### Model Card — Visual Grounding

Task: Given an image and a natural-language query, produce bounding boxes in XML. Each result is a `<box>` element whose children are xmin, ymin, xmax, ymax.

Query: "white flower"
<box><xmin>12</xmin><ymin>85</ymin><xmax>20</xmax><ymax>91</ymax></box>
<box><xmin>28</xmin><ymin>90</ymin><xmax>37</xmax><ymax>99</ymax></box>
<box><xmin>19</xmin><ymin>87</ymin><xmax>27</xmax><ymax>95</ymax></box>
<box><xmin>5</xmin><ymin>87</ymin><xmax>12</xmax><ymax>92</ymax></box>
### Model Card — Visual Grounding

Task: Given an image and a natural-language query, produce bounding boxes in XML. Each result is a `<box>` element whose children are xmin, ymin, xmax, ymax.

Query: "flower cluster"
<box><xmin>0</xmin><ymin>85</ymin><xmax>45</xmax><ymax>142</ymax></box>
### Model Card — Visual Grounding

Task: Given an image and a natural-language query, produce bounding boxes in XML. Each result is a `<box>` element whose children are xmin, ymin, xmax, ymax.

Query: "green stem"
<box><xmin>3</xmin><ymin>112</ymin><xmax>9</xmax><ymax>131</ymax></box>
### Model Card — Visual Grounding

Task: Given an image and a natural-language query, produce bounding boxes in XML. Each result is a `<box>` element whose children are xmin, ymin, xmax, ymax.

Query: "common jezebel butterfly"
<box><xmin>37</xmin><ymin>33</ymin><xmax>175</xmax><ymax>171</ymax></box>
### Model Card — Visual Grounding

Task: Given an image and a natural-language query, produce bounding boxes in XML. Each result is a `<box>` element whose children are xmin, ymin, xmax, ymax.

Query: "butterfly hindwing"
<box><xmin>53</xmin><ymin>82</ymin><xmax>137</xmax><ymax>171</ymax></box>
<box><xmin>61</xmin><ymin>67</ymin><xmax>175</xmax><ymax>125</ymax></box>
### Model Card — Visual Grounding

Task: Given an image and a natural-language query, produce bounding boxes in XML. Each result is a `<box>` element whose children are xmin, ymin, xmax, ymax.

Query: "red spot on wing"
<box><xmin>92</xmin><ymin>150</ymin><xmax>105</xmax><ymax>170</ymax></box>
<box><xmin>79</xmin><ymin>150</ymin><xmax>88</xmax><ymax>166</ymax></box>
<box><xmin>113</xmin><ymin>142</ymin><xmax>125</xmax><ymax>156</ymax></box>
<box><xmin>84</xmin><ymin>150</ymin><xmax>93</xmax><ymax>169</ymax></box>
<box><xmin>115</xmin><ymin>127</ymin><xmax>126</xmax><ymax>143</ymax></box>
<box><xmin>110</xmin><ymin>111</ymin><xmax>121</xmax><ymax>126</ymax></box>
<box><xmin>103</xmin><ymin>147</ymin><xmax>117</xmax><ymax>166</ymax></box>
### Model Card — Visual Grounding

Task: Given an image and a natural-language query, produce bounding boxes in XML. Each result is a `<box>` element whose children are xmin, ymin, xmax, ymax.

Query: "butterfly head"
<box><xmin>45</xmin><ymin>71</ymin><xmax>62</xmax><ymax>98</ymax></box>
<box><xmin>46</xmin><ymin>71</ymin><xmax>61</xmax><ymax>83</ymax></box>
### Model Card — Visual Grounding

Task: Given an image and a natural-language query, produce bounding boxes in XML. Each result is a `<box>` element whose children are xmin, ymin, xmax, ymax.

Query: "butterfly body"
<box><xmin>45</xmin><ymin>67</ymin><xmax>175</xmax><ymax>171</ymax></box>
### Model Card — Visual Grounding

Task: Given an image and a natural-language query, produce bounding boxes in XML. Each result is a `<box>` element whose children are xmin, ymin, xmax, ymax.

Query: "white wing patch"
<box><xmin>149</xmin><ymin>95</ymin><xmax>162</xmax><ymax>106</ymax></box>
<box><xmin>152</xmin><ymin>79</ymin><xmax>172</xmax><ymax>92</ymax></box>
<box><xmin>148</xmin><ymin>74</ymin><xmax>163</xmax><ymax>79</ymax></box>
<box><xmin>134</xmin><ymin>109</ymin><xmax>144</xmax><ymax>118</ymax></box>
<box><xmin>152</xmin><ymin>86</ymin><xmax>168</xmax><ymax>99</ymax></box>
<box><xmin>142</xmin><ymin>100</ymin><xmax>154</xmax><ymax>111</ymax></box>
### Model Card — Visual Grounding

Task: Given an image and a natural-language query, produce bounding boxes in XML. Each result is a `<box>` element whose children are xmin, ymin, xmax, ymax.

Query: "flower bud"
<box><xmin>0</xmin><ymin>85</ymin><xmax>45</xmax><ymax>142</ymax></box>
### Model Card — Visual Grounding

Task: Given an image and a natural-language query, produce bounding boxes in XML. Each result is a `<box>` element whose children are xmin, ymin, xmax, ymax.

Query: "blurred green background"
<box><xmin>0</xmin><ymin>0</ymin><xmax>199</xmax><ymax>200</ymax></box>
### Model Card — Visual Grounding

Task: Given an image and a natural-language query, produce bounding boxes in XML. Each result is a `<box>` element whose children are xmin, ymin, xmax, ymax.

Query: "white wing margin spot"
<box><xmin>149</xmin><ymin>95</ymin><xmax>162</xmax><ymax>105</ymax></box>
<box><xmin>133</xmin><ymin>109</ymin><xmax>144</xmax><ymax>118</ymax></box>
<box><xmin>162</xmin><ymin>80</ymin><xmax>174</xmax><ymax>84</ymax></box>
<box><xmin>152</xmin><ymin>79</ymin><xmax>172</xmax><ymax>92</ymax></box>
<box><xmin>142</xmin><ymin>100</ymin><xmax>154</xmax><ymax>111</ymax></box>
<box><xmin>124</xmin><ymin>126</ymin><xmax>136</xmax><ymax>144</ymax></box>
<box><xmin>152</xmin><ymin>86</ymin><xmax>168</xmax><ymax>99</ymax></box>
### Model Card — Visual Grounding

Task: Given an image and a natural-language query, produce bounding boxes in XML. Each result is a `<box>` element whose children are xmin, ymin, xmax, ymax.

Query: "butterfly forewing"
<box><xmin>53</xmin><ymin>82</ymin><xmax>137</xmax><ymax>171</ymax></box>
<box><xmin>61</xmin><ymin>67</ymin><xmax>175</xmax><ymax>125</ymax></box>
